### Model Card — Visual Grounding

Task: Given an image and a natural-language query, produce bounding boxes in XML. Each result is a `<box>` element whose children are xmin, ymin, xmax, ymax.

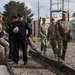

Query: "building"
<box><xmin>32</xmin><ymin>17</ymin><xmax>75</xmax><ymax>41</ymax></box>
<box><xmin>70</xmin><ymin>17</ymin><xmax>75</xmax><ymax>41</ymax></box>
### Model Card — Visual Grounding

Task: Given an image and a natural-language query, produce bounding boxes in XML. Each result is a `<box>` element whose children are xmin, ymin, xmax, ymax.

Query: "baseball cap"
<box><xmin>17</xmin><ymin>14</ymin><xmax>23</xmax><ymax>18</ymax></box>
<box><xmin>13</xmin><ymin>15</ymin><xmax>17</xmax><ymax>19</ymax></box>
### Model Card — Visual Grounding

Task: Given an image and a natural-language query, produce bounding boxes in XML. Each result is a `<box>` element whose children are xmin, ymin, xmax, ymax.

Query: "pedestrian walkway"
<box><xmin>0</xmin><ymin>65</ymin><xmax>10</xmax><ymax>75</ymax></box>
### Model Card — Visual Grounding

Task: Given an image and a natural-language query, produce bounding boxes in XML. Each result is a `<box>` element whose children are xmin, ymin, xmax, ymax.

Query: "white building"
<box><xmin>32</xmin><ymin>17</ymin><xmax>75</xmax><ymax>40</ymax></box>
<box><xmin>70</xmin><ymin>17</ymin><xmax>75</xmax><ymax>41</ymax></box>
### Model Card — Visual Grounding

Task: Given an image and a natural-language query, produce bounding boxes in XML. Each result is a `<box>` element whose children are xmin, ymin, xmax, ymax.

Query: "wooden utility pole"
<box><xmin>62</xmin><ymin>0</ymin><xmax>64</xmax><ymax>12</ymax></box>
<box><xmin>68</xmin><ymin>0</ymin><xmax>69</xmax><ymax>21</ymax></box>
<box><xmin>50</xmin><ymin>0</ymin><xmax>52</xmax><ymax>24</ymax></box>
<box><xmin>38</xmin><ymin>1</ymin><xmax>40</xmax><ymax>37</ymax></box>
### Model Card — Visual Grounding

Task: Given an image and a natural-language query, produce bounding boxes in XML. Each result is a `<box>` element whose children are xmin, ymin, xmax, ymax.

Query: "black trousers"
<box><xmin>13</xmin><ymin>37</ymin><xmax>28</xmax><ymax>63</ymax></box>
<box><xmin>9</xmin><ymin>39</ymin><xmax>14</xmax><ymax>60</ymax></box>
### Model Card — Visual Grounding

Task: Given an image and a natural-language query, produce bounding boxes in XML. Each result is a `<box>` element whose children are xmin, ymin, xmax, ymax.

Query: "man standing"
<box><xmin>0</xmin><ymin>13</ymin><xmax>9</xmax><ymax>58</ymax></box>
<box><xmin>6</xmin><ymin>15</ymin><xmax>18</xmax><ymax>60</ymax></box>
<box><xmin>40</xmin><ymin>18</ymin><xmax>49</xmax><ymax>56</ymax></box>
<box><xmin>13</xmin><ymin>14</ymin><xmax>32</xmax><ymax>65</ymax></box>
<box><xmin>57</xmin><ymin>11</ymin><xmax>71</xmax><ymax>61</ymax></box>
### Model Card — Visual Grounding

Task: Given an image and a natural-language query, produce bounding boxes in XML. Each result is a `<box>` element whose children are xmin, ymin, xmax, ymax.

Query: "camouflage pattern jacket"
<box><xmin>57</xmin><ymin>19</ymin><xmax>71</xmax><ymax>41</ymax></box>
<box><xmin>47</xmin><ymin>23</ymin><xmax>61</xmax><ymax>40</ymax></box>
<box><xmin>40</xmin><ymin>24</ymin><xmax>49</xmax><ymax>39</ymax></box>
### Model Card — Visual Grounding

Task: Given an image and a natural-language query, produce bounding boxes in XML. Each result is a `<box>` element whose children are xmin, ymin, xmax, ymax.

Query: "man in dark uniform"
<box><xmin>6</xmin><ymin>15</ymin><xmax>18</xmax><ymax>60</ymax></box>
<box><xmin>13</xmin><ymin>14</ymin><xmax>32</xmax><ymax>65</ymax></box>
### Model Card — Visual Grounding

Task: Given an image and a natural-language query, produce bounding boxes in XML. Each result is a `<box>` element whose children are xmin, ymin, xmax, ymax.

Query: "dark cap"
<box><xmin>12</xmin><ymin>15</ymin><xmax>17</xmax><ymax>19</ymax></box>
<box><xmin>17</xmin><ymin>14</ymin><xmax>23</xmax><ymax>18</ymax></box>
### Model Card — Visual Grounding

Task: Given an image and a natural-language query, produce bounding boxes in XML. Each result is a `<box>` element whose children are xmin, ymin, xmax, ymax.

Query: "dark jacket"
<box><xmin>16</xmin><ymin>21</ymin><xmax>32</xmax><ymax>39</ymax></box>
<box><xmin>6</xmin><ymin>22</ymin><xmax>15</xmax><ymax>39</ymax></box>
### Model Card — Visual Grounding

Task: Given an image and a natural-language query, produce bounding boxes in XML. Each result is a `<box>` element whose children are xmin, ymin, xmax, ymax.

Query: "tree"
<box><xmin>4</xmin><ymin>1</ymin><xmax>33</xmax><ymax>23</ymax></box>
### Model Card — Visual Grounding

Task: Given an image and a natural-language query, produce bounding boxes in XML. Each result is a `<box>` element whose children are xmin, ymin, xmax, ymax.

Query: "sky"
<box><xmin>0</xmin><ymin>0</ymin><xmax>75</xmax><ymax>18</ymax></box>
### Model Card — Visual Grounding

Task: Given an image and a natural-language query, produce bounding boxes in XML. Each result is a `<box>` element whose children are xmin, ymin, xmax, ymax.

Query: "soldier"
<box><xmin>40</xmin><ymin>18</ymin><xmax>49</xmax><ymax>56</ymax></box>
<box><xmin>6</xmin><ymin>15</ymin><xmax>18</xmax><ymax>60</ymax></box>
<box><xmin>27</xmin><ymin>18</ymin><xmax>32</xmax><ymax>28</ymax></box>
<box><xmin>0</xmin><ymin>13</ymin><xmax>9</xmax><ymax>58</ymax></box>
<box><xmin>57</xmin><ymin>11</ymin><xmax>71</xmax><ymax>61</ymax></box>
<box><xmin>47</xmin><ymin>18</ymin><xmax>59</xmax><ymax>58</ymax></box>
<box><xmin>27</xmin><ymin>18</ymin><xmax>37</xmax><ymax>51</ymax></box>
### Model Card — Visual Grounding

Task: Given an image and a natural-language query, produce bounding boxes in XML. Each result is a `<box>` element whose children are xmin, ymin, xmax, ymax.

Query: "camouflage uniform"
<box><xmin>0</xmin><ymin>14</ymin><xmax>9</xmax><ymax>58</ymax></box>
<box><xmin>57</xmin><ymin>19</ymin><xmax>71</xmax><ymax>60</ymax></box>
<box><xmin>27</xmin><ymin>23</ymin><xmax>35</xmax><ymax>50</ymax></box>
<box><xmin>40</xmin><ymin>23</ymin><xmax>49</xmax><ymax>55</ymax></box>
<box><xmin>47</xmin><ymin>23</ymin><xmax>61</xmax><ymax>56</ymax></box>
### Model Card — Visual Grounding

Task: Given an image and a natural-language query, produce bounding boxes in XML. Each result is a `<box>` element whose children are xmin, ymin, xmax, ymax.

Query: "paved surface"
<box><xmin>0</xmin><ymin>65</ymin><xmax>10</xmax><ymax>75</ymax></box>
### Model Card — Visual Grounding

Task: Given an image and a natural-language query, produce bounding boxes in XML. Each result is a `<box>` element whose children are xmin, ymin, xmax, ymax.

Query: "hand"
<box><xmin>59</xmin><ymin>36</ymin><xmax>63</xmax><ymax>40</ymax></box>
<box><xmin>47</xmin><ymin>41</ymin><xmax>50</xmax><ymax>45</ymax></box>
<box><xmin>13</xmin><ymin>29</ymin><xmax>18</xmax><ymax>33</ymax></box>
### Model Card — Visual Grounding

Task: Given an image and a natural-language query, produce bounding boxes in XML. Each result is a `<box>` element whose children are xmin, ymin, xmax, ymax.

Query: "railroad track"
<box><xmin>29</xmin><ymin>50</ymin><xmax>75</xmax><ymax>75</ymax></box>
<box><xmin>8</xmin><ymin>50</ymin><xmax>69</xmax><ymax>75</ymax></box>
<box><xmin>0</xmin><ymin>52</ymin><xmax>14</xmax><ymax>75</ymax></box>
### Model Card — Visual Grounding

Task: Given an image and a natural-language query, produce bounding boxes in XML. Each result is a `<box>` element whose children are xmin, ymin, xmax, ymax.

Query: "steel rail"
<box><xmin>29</xmin><ymin>50</ymin><xmax>75</xmax><ymax>75</ymax></box>
<box><xmin>0</xmin><ymin>52</ymin><xmax>15</xmax><ymax>75</ymax></box>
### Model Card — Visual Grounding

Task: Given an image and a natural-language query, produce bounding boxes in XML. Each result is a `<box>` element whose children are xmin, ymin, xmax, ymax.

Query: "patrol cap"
<box><xmin>27</xmin><ymin>17</ymin><xmax>32</xmax><ymax>21</ymax></box>
<box><xmin>42</xmin><ymin>18</ymin><xmax>46</xmax><ymax>21</ymax></box>
<box><xmin>62</xmin><ymin>11</ymin><xmax>68</xmax><ymax>15</ymax></box>
<box><xmin>51</xmin><ymin>18</ymin><xmax>55</xmax><ymax>21</ymax></box>
<box><xmin>0</xmin><ymin>13</ymin><xmax>3</xmax><ymax>17</ymax></box>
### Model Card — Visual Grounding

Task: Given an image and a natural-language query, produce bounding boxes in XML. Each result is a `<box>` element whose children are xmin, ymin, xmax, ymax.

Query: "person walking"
<box><xmin>47</xmin><ymin>18</ymin><xmax>59</xmax><ymax>58</ymax></box>
<box><xmin>56</xmin><ymin>11</ymin><xmax>72</xmax><ymax>61</ymax></box>
<box><xmin>40</xmin><ymin>18</ymin><xmax>49</xmax><ymax>56</ymax></box>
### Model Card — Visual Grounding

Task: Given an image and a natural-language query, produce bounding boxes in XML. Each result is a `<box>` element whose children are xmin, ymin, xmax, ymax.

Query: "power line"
<box><xmin>65</xmin><ymin>0</ymin><xmax>75</xmax><ymax>3</ymax></box>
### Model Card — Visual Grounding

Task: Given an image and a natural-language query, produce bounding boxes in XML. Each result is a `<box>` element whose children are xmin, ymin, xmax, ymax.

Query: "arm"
<box><xmin>39</xmin><ymin>25</ymin><xmax>46</xmax><ymax>38</ymax></box>
<box><xmin>47</xmin><ymin>27</ymin><xmax>50</xmax><ymax>41</ymax></box>
<box><xmin>26</xmin><ymin>22</ymin><xmax>32</xmax><ymax>38</ymax></box>
<box><xmin>55</xmin><ymin>22</ymin><xmax>63</xmax><ymax>40</ymax></box>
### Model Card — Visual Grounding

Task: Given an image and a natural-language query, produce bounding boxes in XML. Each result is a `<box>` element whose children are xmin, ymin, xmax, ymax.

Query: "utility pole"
<box><xmin>38</xmin><ymin>1</ymin><xmax>40</xmax><ymax>37</ymax></box>
<box><xmin>68</xmin><ymin>0</ymin><xmax>69</xmax><ymax>21</ymax></box>
<box><xmin>50</xmin><ymin>0</ymin><xmax>52</xmax><ymax>24</ymax></box>
<box><xmin>62</xmin><ymin>0</ymin><xmax>64</xmax><ymax>12</ymax></box>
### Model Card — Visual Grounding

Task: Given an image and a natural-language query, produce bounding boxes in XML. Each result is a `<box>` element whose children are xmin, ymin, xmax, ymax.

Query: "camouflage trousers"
<box><xmin>0</xmin><ymin>38</ymin><xmax>9</xmax><ymax>57</ymax></box>
<box><xmin>50</xmin><ymin>40</ymin><xmax>58</xmax><ymax>55</ymax></box>
<box><xmin>41</xmin><ymin>38</ymin><xmax>48</xmax><ymax>55</ymax></box>
<box><xmin>57</xmin><ymin>39</ymin><xmax>68</xmax><ymax>59</ymax></box>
